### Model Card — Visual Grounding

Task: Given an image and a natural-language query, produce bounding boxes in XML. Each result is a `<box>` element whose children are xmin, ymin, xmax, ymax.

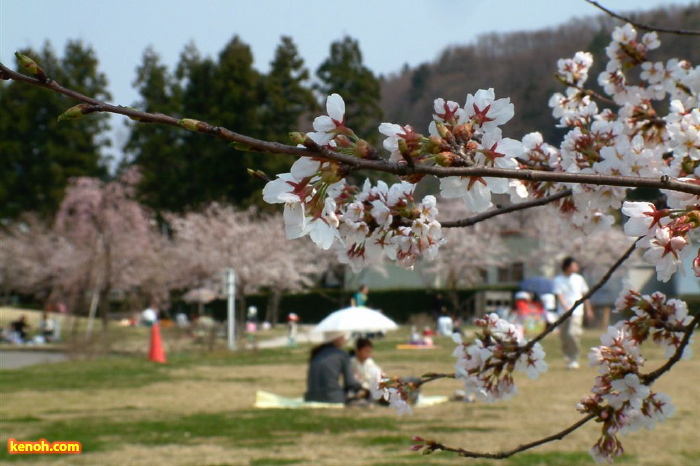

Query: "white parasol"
<box><xmin>182</xmin><ymin>288</ymin><xmax>218</xmax><ymax>304</ymax></box>
<box><xmin>313</xmin><ymin>306</ymin><xmax>398</xmax><ymax>333</ymax></box>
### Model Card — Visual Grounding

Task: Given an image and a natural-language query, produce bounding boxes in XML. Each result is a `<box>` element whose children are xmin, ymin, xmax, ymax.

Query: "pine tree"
<box><xmin>316</xmin><ymin>36</ymin><xmax>383</xmax><ymax>142</ymax></box>
<box><xmin>176</xmin><ymin>36</ymin><xmax>265</xmax><ymax>208</ymax></box>
<box><xmin>127</xmin><ymin>37</ymin><xmax>273</xmax><ymax>211</ymax></box>
<box><xmin>124</xmin><ymin>46</ymin><xmax>186</xmax><ymax>211</ymax></box>
<box><xmin>263</xmin><ymin>36</ymin><xmax>317</xmax><ymax>141</ymax></box>
<box><xmin>0</xmin><ymin>41</ymin><xmax>110</xmax><ymax>219</ymax></box>
<box><xmin>249</xmin><ymin>36</ymin><xmax>320</xmax><ymax>203</ymax></box>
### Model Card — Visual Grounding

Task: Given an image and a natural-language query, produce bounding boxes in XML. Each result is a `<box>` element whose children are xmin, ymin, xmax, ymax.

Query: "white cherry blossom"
<box><xmin>464</xmin><ymin>88</ymin><xmax>514</xmax><ymax>131</ymax></box>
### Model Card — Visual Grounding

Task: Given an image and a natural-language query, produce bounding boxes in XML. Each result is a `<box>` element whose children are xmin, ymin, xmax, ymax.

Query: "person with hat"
<box><xmin>287</xmin><ymin>313</ymin><xmax>299</xmax><ymax>347</ymax></box>
<box><xmin>304</xmin><ymin>331</ymin><xmax>362</xmax><ymax>404</ymax></box>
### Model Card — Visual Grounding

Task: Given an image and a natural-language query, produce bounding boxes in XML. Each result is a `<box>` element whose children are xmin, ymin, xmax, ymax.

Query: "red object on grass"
<box><xmin>148</xmin><ymin>323</ymin><xmax>167</xmax><ymax>363</ymax></box>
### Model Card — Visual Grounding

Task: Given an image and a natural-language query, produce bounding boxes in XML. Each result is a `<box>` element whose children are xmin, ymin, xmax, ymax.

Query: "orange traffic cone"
<box><xmin>148</xmin><ymin>323</ymin><xmax>167</xmax><ymax>363</ymax></box>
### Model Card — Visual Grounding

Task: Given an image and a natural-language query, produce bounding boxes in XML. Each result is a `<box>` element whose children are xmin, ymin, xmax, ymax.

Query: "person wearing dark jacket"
<box><xmin>304</xmin><ymin>331</ymin><xmax>362</xmax><ymax>403</ymax></box>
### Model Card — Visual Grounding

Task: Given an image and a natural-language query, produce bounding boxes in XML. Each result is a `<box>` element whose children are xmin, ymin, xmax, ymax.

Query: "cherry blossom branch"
<box><xmin>564</xmin><ymin>81</ymin><xmax>616</xmax><ymax>105</ymax></box>
<box><xmin>420</xmin><ymin>413</ymin><xmax>596</xmax><ymax>458</ymax></box>
<box><xmin>585</xmin><ymin>0</ymin><xmax>700</xmax><ymax>36</ymax></box>
<box><xmin>641</xmin><ymin>312</ymin><xmax>700</xmax><ymax>385</ymax></box>
<box><xmin>2</xmin><ymin>61</ymin><xmax>700</xmax><ymax>196</ymax></box>
<box><xmin>416</xmin><ymin>238</ymin><xmax>640</xmax><ymax>389</ymax></box>
<box><xmin>441</xmin><ymin>189</ymin><xmax>572</xmax><ymax>228</ymax></box>
<box><xmin>417</xmin><ymin>372</ymin><xmax>455</xmax><ymax>387</ymax></box>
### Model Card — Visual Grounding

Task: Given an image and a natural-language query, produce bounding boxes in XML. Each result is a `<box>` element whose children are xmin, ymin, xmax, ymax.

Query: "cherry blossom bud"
<box><xmin>178</xmin><ymin>118</ymin><xmax>207</xmax><ymax>132</ymax></box>
<box><xmin>231</xmin><ymin>141</ymin><xmax>253</xmax><ymax>151</ymax></box>
<box><xmin>433</xmin><ymin>121</ymin><xmax>450</xmax><ymax>139</ymax></box>
<box><xmin>57</xmin><ymin>104</ymin><xmax>97</xmax><ymax>122</ymax></box>
<box><xmin>453</xmin><ymin>122</ymin><xmax>474</xmax><ymax>141</ymax></box>
<box><xmin>428</xmin><ymin>135</ymin><xmax>442</xmax><ymax>146</ymax></box>
<box><xmin>289</xmin><ymin>132</ymin><xmax>306</xmax><ymax>145</ymax></box>
<box><xmin>353</xmin><ymin>139</ymin><xmax>377</xmax><ymax>159</ymax></box>
<box><xmin>319</xmin><ymin>163</ymin><xmax>345</xmax><ymax>185</ymax></box>
<box><xmin>693</xmin><ymin>251</ymin><xmax>700</xmax><ymax>277</ymax></box>
<box><xmin>465</xmin><ymin>140</ymin><xmax>479</xmax><ymax>154</ymax></box>
<box><xmin>334</xmin><ymin>134</ymin><xmax>352</xmax><ymax>148</ymax></box>
<box><xmin>15</xmin><ymin>52</ymin><xmax>48</xmax><ymax>82</ymax></box>
<box><xmin>401</xmin><ymin>173</ymin><xmax>426</xmax><ymax>184</ymax></box>
<box><xmin>246</xmin><ymin>169</ymin><xmax>270</xmax><ymax>182</ymax></box>
<box><xmin>397</xmin><ymin>138</ymin><xmax>410</xmax><ymax>156</ymax></box>
<box><xmin>436</xmin><ymin>151</ymin><xmax>456</xmax><ymax>167</ymax></box>
<box><xmin>123</xmin><ymin>107</ymin><xmax>154</xmax><ymax>122</ymax></box>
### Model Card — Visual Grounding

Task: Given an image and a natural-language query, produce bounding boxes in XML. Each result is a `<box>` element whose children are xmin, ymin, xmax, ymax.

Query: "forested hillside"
<box><xmin>380</xmin><ymin>4</ymin><xmax>700</xmax><ymax>144</ymax></box>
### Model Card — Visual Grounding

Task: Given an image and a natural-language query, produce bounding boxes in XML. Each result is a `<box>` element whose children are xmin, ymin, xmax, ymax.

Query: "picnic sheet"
<box><xmin>395</xmin><ymin>344</ymin><xmax>439</xmax><ymax>350</ymax></box>
<box><xmin>254</xmin><ymin>390</ymin><xmax>449</xmax><ymax>409</ymax></box>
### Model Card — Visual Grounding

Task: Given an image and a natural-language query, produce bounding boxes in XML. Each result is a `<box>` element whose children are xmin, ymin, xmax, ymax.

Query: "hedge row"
<box><xmin>205</xmin><ymin>285</ymin><xmax>518</xmax><ymax>324</ymax></box>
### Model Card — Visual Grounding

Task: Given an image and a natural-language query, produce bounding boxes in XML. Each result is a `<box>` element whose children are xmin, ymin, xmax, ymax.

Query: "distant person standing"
<box><xmin>554</xmin><ymin>257</ymin><xmax>593</xmax><ymax>369</ymax></box>
<box><xmin>351</xmin><ymin>285</ymin><xmax>369</xmax><ymax>307</ymax></box>
<box><xmin>287</xmin><ymin>313</ymin><xmax>299</xmax><ymax>347</ymax></box>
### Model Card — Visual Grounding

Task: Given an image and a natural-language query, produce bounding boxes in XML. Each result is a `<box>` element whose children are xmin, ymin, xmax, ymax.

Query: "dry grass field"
<box><xmin>1</xmin><ymin>320</ymin><xmax>698</xmax><ymax>466</ymax></box>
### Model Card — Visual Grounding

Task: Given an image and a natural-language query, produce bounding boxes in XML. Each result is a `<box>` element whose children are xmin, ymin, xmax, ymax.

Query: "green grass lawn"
<box><xmin>1</xmin><ymin>326</ymin><xmax>698</xmax><ymax>465</ymax></box>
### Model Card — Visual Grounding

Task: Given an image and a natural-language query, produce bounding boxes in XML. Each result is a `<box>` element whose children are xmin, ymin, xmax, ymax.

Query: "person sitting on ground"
<box><xmin>9</xmin><ymin>315</ymin><xmax>29</xmax><ymax>343</ymax></box>
<box><xmin>304</xmin><ymin>331</ymin><xmax>362</xmax><ymax>404</ymax></box>
<box><xmin>437</xmin><ymin>308</ymin><xmax>454</xmax><ymax>336</ymax></box>
<box><xmin>350</xmin><ymin>338</ymin><xmax>383</xmax><ymax>397</ymax></box>
<box><xmin>39</xmin><ymin>311</ymin><xmax>55</xmax><ymax>342</ymax></box>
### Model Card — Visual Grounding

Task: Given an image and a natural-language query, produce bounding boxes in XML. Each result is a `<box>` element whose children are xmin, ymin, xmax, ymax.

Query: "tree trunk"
<box><xmin>266</xmin><ymin>288</ymin><xmax>283</xmax><ymax>327</ymax></box>
<box><xmin>235</xmin><ymin>285</ymin><xmax>247</xmax><ymax>339</ymax></box>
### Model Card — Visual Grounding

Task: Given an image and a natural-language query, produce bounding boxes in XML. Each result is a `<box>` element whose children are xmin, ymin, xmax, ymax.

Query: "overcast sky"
<box><xmin>0</xmin><ymin>0</ymin><xmax>691</xmax><ymax>155</ymax></box>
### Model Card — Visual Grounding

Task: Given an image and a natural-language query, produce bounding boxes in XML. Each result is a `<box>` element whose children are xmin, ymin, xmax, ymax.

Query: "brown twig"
<box><xmin>568</xmin><ymin>81</ymin><xmax>616</xmax><ymax>105</ymax></box>
<box><xmin>418</xmin><ymin>372</ymin><xmax>455</xmax><ymax>387</ymax></box>
<box><xmin>2</xmin><ymin>61</ymin><xmax>700</xmax><ymax>196</ymax></box>
<box><xmin>441</xmin><ymin>189</ymin><xmax>572</xmax><ymax>228</ymax></box>
<box><xmin>585</xmin><ymin>0</ymin><xmax>700</xmax><ymax>36</ymax></box>
<box><xmin>429</xmin><ymin>413</ymin><xmax>596</xmax><ymax>459</ymax></box>
<box><xmin>641</xmin><ymin>312</ymin><xmax>700</xmax><ymax>385</ymax></box>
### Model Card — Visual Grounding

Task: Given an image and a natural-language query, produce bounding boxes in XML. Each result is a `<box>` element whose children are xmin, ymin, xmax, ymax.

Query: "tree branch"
<box><xmin>418</xmin><ymin>372</ymin><xmax>455</xmax><ymax>387</ymax></box>
<box><xmin>415</xmin><ymin>237</ymin><xmax>639</xmax><ymax>389</ymax></box>
<box><xmin>427</xmin><ymin>413</ymin><xmax>596</xmax><ymax>459</ymax></box>
<box><xmin>641</xmin><ymin>312</ymin><xmax>700</xmax><ymax>385</ymax></box>
<box><xmin>441</xmin><ymin>189</ymin><xmax>572</xmax><ymax>228</ymax></box>
<box><xmin>585</xmin><ymin>0</ymin><xmax>700</xmax><ymax>36</ymax></box>
<box><xmin>2</xmin><ymin>61</ymin><xmax>700</xmax><ymax>196</ymax></box>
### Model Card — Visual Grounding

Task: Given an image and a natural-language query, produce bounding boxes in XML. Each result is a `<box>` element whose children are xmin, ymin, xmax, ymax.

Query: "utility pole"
<box><xmin>224</xmin><ymin>268</ymin><xmax>236</xmax><ymax>351</ymax></box>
